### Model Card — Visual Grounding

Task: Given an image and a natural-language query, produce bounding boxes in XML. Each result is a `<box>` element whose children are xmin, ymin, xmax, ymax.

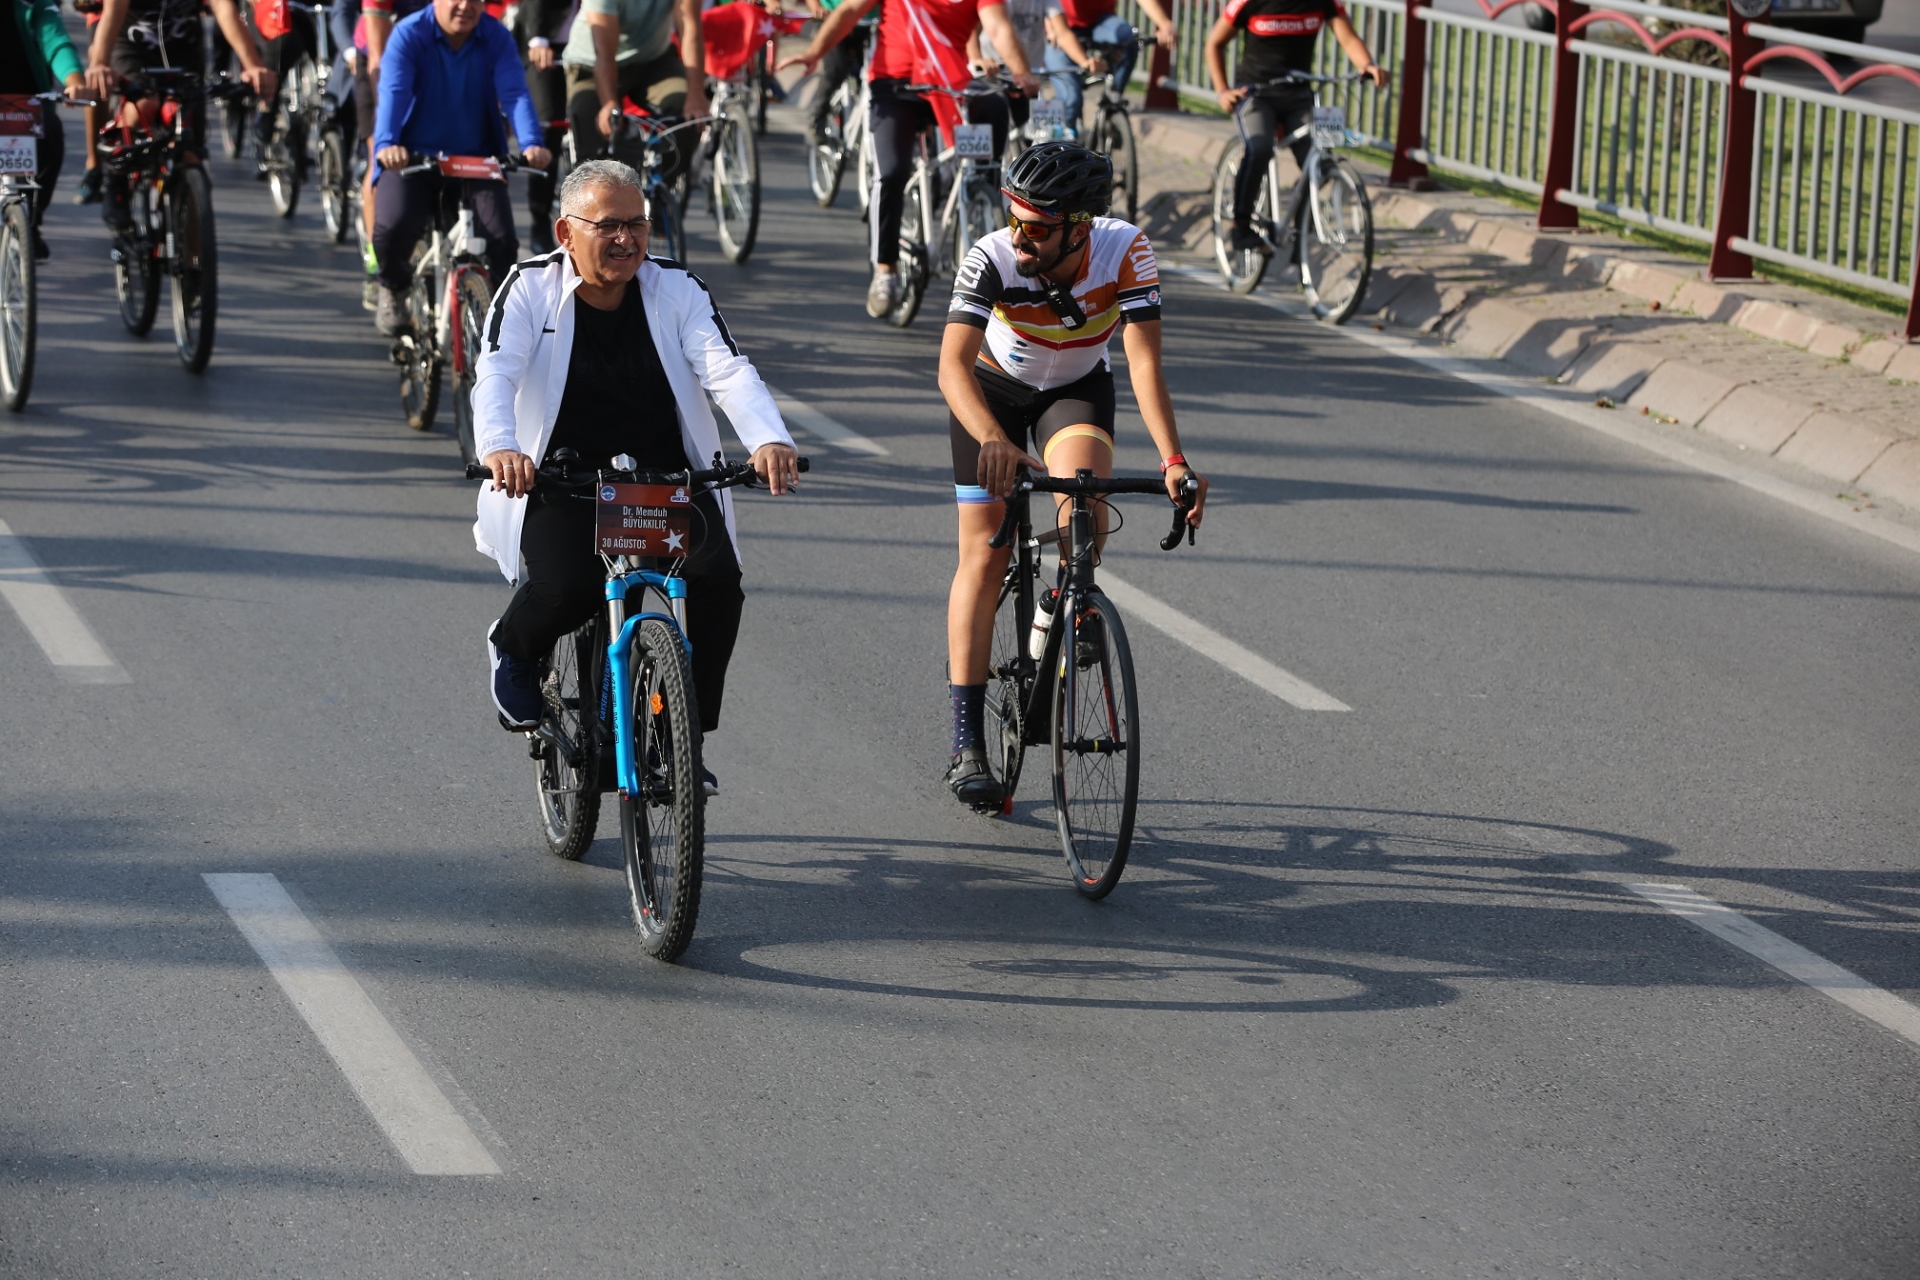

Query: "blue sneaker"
<box><xmin>488</xmin><ymin>628</ymin><xmax>542</xmax><ymax>730</ymax></box>
<box><xmin>701</xmin><ymin>766</ymin><xmax>718</xmax><ymax>798</ymax></box>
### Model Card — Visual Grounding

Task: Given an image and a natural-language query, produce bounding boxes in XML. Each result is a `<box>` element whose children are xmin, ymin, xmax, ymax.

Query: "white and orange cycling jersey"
<box><xmin>947</xmin><ymin>218</ymin><xmax>1162</xmax><ymax>391</ymax></box>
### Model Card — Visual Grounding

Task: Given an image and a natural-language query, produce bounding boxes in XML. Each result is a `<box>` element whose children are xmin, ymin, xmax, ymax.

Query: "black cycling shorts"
<box><xmin>950</xmin><ymin>361</ymin><xmax>1115</xmax><ymax>502</ymax></box>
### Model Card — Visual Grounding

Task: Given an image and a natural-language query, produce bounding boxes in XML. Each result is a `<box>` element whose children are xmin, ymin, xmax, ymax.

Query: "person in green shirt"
<box><xmin>561</xmin><ymin>0</ymin><xmax>708</xmax><ymax>169</ymax></box>
<box><xmin>1</xmin><ymin>0</ymin><xmax>96</xmax><ymax>257</ymax></box>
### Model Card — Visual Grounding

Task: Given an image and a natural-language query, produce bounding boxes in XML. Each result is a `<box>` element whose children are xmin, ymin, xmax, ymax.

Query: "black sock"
<box><xmin>949</xmin><ymin>683</ymin><xmax>986</xmax><ymax>756</ymax></box>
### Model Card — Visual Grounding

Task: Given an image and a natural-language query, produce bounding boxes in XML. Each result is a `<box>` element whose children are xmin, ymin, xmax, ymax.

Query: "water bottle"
<box><xmin>1027</xmin><ymin>589</ymin><xmax>1057</xmax><ymax>662</ymax></box>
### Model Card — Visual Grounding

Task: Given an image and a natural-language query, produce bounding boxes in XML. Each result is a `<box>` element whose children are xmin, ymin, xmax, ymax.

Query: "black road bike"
<box><xmin>983</xmin><ymin>467</ymin><xmax>1198</xmax><ymax>898</ymax></box>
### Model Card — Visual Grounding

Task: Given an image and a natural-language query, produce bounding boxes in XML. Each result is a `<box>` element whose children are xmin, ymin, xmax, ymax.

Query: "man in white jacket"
<box><xmin>472</xmin><ymin>159</ymin><xmax>798</xmax><ymax>791</ymax></box>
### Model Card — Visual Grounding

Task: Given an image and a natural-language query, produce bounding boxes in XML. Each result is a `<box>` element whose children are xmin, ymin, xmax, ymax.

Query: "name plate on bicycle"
<box><xmin>0</xmin><ymin>97</ymin><xmax>43</xmax><ymax>138</ymax></box>
<box><xmin>1311</xmin><ymin>105</ymin><xmax>1347</xmax><ymax>149</ymax></box>
<box><xmin>0</xmin><ymin>136</ymin><xmax>35</xmax><ymax>175</ymax></box>
<box><xmin>438</xmin><ymin>155</ymin><xmax>503</xmax><ymax>181</ymax></box>
<box><xmin>597</xmin><ymin>482</ymin><xmax>694</xmax><ymax>557</ymax></box>
<box><xmin>951</xmin><ymin>123</ymin><xmax>994</xmax><ymax>159</ymax></box>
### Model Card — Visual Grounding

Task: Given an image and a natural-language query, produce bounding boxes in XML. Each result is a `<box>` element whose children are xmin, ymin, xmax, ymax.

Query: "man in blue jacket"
<box><xmin>371</xmin><ymin>0</ymin><xmax>549</xmax><ymax>336</ymax></box>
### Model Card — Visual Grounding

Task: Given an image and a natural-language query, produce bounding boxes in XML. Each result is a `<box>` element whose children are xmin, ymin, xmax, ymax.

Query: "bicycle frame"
<box><xmin>604</xmin><ymin>565</ymin><xmax>692</xmax><ymax>799</ymax></box>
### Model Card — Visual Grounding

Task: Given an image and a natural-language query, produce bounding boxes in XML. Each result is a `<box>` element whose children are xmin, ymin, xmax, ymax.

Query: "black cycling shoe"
<box><xmin>1229</xmin><ymin>225</ymin><xmax>1270</xmax><ymax>257</ymax></box>
<box><xmin>944</xmin><ymin>746</ymin><xmax>1004</xmax><ymax>811</ymax></box>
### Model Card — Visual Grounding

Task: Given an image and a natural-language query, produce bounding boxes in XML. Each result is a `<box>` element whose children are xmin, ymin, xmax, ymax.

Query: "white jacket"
<box><xmin>470</xmin><ymin>250</ymin><xmax>794</xmax><ymax>583</ymax></box>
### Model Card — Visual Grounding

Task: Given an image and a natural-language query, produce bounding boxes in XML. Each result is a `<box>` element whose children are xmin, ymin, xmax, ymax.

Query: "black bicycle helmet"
<box><xmin>1002</xmin><ymin>141</ymin><xmax>1112</xmax><ymax>218</ymax></box>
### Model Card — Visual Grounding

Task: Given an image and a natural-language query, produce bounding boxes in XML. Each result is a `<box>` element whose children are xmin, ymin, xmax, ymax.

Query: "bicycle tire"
<box><xmin>221</xmin><ymin>95</ymin><xmax>248</xmax><ymax>160</ymax></box>
<box><xmin>448</xmin><ymin>268</ymin><xmax>490</xmax><ymax>464</ymax></box>
<box><xmin>984</xmin><ymin>557</ymin><xmax>1032</xmax><ymax>809</ymax></box>
<box><xmin>1299</xmin><ymin>155</ymin><xmax>1373</xmax><ymax>325</ymax></box>
<box><xmin>1211</xmin><ymin>142</ymin><xmax>1271</xmax><ymax>295</ymax></box>
<box><xmin>651</xmin><ymin>178</ymin><xmax>686</xmax><ymax>264</ymax></box>
<box><xmin>400</xmin><ymin>243</ymin><xmax>441</xmax><ymax>429</ymax></box>
<box><xmin>712</xmin><ymin>102</ymin><xmax>760</xmax><ymax>263</ymax></box>
<box><xmin>751</xmin><ymin>44</ymin><xmax>771</xmax><ymax>136</ymax></box>
<box><xmin>1099</xmin><ymin>103</ymin><xmax>1138</xmax><ymax>225</ymax></box>
<box><xmin>619</xmin><ymin>617</ymin><xmax>705</xmax><ymax>961</ymax></box>
<box><xmin>318</xmin><ymin>126</ymin><xmax>349</xmax><ymax>243</ymax></box>
<box><xmin>807</xmin><ymin>107</ymin><xmax>845</xmax><ymax>207</ymax></box>
<box><xmin>169</xmin><ymin>166</ymin><xmax>218</xmax><ymax>373</ymax></box>
<box><xmin>886</xmin><ymin>183</ymin><xmax>928</xmax><ymax>328</ymax></box>
<box><xmin>1051</xmin><ymin>589</ymin><xmax>1139</xmax><ymax>899</ymax></box>
<box><xmin>267</xmin><ymin>101</ymin><xmax>300</xmax><ymax>218</ymax></box>
<box><xmin>0</xmin><ymin>199</ymin><xmax>34</xmax><ymax>412</ymax></box>
<box><xmin>114</xmin><ymin>186</ymin><xmax>160</xmax><ymax>336</ymax></box>
<box><xmin>535</xmin><ymin>619</ymin><xmax>603</xmax><ymax>860</ymax></box>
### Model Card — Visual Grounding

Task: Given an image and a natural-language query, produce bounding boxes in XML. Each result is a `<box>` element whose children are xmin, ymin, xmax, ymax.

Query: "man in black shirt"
<box><xmin>473</xmin><ymin>159</ymin><xmax>798</xmax><ymax>794</ymax></box>
<box><xmin>1204</xmin><ymin>0</ymin><xmax>1385</xmax><ymax>256</ymax></box>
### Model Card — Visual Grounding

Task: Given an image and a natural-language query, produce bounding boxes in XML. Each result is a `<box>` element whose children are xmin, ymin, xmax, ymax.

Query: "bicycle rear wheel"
<box><xmin>712</xmin><ymin>102</ymin><xmax>760</xmax><ymax>263</ymax></box>
<box><xmin>318</xmin><ymin>125</ymin><xmax>350</xmax><ymax>243</ymax></box>
<box><xmin>984</xmin><ymin>556</ymin><xmax>1033</xmax><ymax>809</ymax></box>
<box><xmin>1051</xmin><ymin>589</ymin><xmax>1139</xmax><ymax>899</ymax></box>
<box><xmin>1097</xmin><ymin>103</ymin><xmax>1137</xmax><ymax>224</ymax></box>
<box><xmin>1299</xmin><ymin>155</ymin><xmax>1373</xmax><ymax>325</ymax></box>
<box><xmin>220</xmin><ymin>95</ymin><xmax>248</xmax><ymax>160</ymax></box>
<box><xmin>535</xmin><ymin>619</ymin><xmax>603</xmax><ymax>860</ymax></box>
<box><xmin>0</xmin><ymin>199</ymin><xmax>34</xmax><ymax>412</ymax></box>
<box><xmin>169</xmin><ymin>166</ymin><xmax>218</xmax><ymax>372</ymax></box>
<box><xmin>619</xmin><ymin>617</ymin><xmax>705</xmax><ymax>961</ymax></box>
<box><xmin>266</xmin><ymin>100</ymin><xmax>300</xmax><ymax>218</ymax></box>
<box><xmin>114</xmin><ymin>185</ymin><xmax>160</xmax><ymax>336</ymax></box>
<box><xmin>886</xmin><ymin>183</ymin><xmax>928</xmax><ymax>328</ymax></box>
<box><xmin>448</xmin><ymin>267</ymin><xmax>490</xmax><ymax>465</ymax></box>
<box><xmin>1212</xmin><ymin>142</ymin><xmax>1272</xmax><ymax>295</ymax></box>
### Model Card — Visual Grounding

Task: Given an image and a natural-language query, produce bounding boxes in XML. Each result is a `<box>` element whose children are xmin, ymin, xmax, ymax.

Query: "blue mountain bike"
<box><xmin>467</xmin><ymin>449</ymin><xmax>807</xmax><ymax>960</ymax></box>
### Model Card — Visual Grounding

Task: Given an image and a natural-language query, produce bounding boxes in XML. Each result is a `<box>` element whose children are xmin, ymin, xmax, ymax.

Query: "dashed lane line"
<box><xmin>767</xmin><ymin>387</ymin><xmax>891</xmax><ymax>456</ymax></box>
<box><xmin>1628</xmin><ymin>882</ymin><xmax>1920</xmax><ymax>1053</ymax></box>
<box><xmin>1098</xmin><ymin>573</ymin><xmax>1351</xmax><ymax>711</ymax></box>
<box><xmin>204</xmin><ymin>873</ymin><xmax>503</xmax><ymax>1175</ymax></box>
<box><xmin>0</xmin><ymin>517</ymin><xmax>130</xmax><ymax>684</ymax></box>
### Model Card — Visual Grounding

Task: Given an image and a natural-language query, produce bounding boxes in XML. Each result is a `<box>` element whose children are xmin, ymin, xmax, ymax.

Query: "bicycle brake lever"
<box><xmin>1159</xmin><ymin>478</ymin><xmax>1200</xmax><ymax>551</ymax></box>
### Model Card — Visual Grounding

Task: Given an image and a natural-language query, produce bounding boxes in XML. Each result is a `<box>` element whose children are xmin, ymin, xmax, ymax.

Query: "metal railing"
<box><xmin>1409</xmin><ymin>3</ymin><xmax>1556</xmax><ymax>193</ymax></box>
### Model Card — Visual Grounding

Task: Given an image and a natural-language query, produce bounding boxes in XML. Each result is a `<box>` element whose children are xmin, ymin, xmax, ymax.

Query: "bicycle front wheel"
<box><xmin>169</xmin><ymin>166</ymin><xmax>218</xmax><ymax>372</ymax></box>
<box><xmin>1299</xmin><ymin>155</ymin><xmax>1373</xmax><ymax>325</ymax></box>
<box><xmin>114</xmin><ymin>185</ymin><xmax>160</xmax><ymax>336</ymax></box>
<box><xmin>1098</xmin><ymin>104</ymin><xmax>1137</xmax><ymax>225</ymax></box>
<box><xmin>0</xmin><ymin>198</ymin><xmax>35</xmax><ymax>412</ymax></box>
<box><xmin>887</xmin><ymin>183</ymin><xmax>928</xmax><ymax>328</ymax></box>
<box><xmin>448</xmin><ymin>268</ymin><xmax>490</xmax><ymax>465</ymax></box>
<box><xmin>267</xmin><ymin>101</ymin><xmax>300</xmax><ymax>218</ymax></box>
<box><xmin>1051</xmin><ymin>589</ymin><xmax>1139</xmax><ymax>899</ymax></box>
<box><xmin>318</xmin><ymin>126</ymin><xmax>350</xmax><ymax>243</ymax></box>
<box><xmin>808</xmin><ymin>113</ymin><xmax>846</xmax><ymax>207</ymax></box>
<box><xmin>399</xmin><ymin>244</ymin><xmax>441</xmax><ymax>429</ymax></box>
<box><xmin>535</xmin><ymin>620</ymin><xmax>603</xmax><ymax>860</ymax></box>
<box><xmin>619</xmin><ymin>617</ymin><xmax>705</xmax><ymax>961</ymax></box>
<box><xmin>1212</xmin><ymin>142</ymin><xmax>1271</xmax><ymax>295</ymax></box>
<box><xmin>651</xmin><ymin>179</ymin><xmax>686</xmax><ymax>264</ymax></box>
<box><xmin>984</xmin><ymin>556</ymin><xmax>1033</xmax><ymax>808</ymax></box>
<box><xmin>712</xmin><ymin>103</ymin><xmax>761</xmax><ymax>263</ymax></box>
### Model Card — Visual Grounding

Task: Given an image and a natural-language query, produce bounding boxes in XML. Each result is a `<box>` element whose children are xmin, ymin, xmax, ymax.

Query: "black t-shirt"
<box><xmin>0</xmin><ymin>5</ymin><xmax>39</xmax><ymax>95</ymax></box>
<box><xmin>548</xmin><ymin>279</ymin><xmax>690</xmax><ymax>473</ymax></box>
<box><xmin>1225</xmin><ymin>0</ymin><xmax>1341</xmax><ymax>86</ymax></box>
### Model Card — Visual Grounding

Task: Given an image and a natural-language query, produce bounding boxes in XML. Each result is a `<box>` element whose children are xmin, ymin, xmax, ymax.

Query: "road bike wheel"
<box><xmin>1098</xmin><ymin>104</ymin><xmax>1138</xmax><ymax>225</ymax></box>
<box><xmin>169</xmin><ymin>166</ymin><xmax>218</xmax><ymax>373</ymax></box>
<box><xmin>448</xmin><ymin>268</ymin><xmax>490</xmax><ymax>465</ymax></box>
<box><xmin>318</xmin><ymin>126</ymin><xmax>349</xmax><ymax>243</ymax></box>
<box><xmin>535</xmin><ymin>620</ymin><xmax>603</xmax><ymax>860</ymax></box>
<box><xmin>267</xmin><ymin>101</ymin><xmax>300</xmax><ymax>218</ymax></box>
<box><xmin>712</xmin><ymin>103</ymin><xmax>760</xmax><ymax>263</ymax></box>
<box><xmin>619</xmin><ymin>617</ymin><xmax>704</xmax><ymax>961</ymax></box>
<box><xmin>1299</xmin><ymin>155</ymin><xmax>1374</xmax><ymax>325</ymax></box>
<box><xmin>0</xmin><ymin>199</ymin><xmax>34</xmax><ymax>412</ymax></box>
<box><xmin>984</xmin><ymin>558</ymin><xmax>1033</xmax><ymax>809</ymax></box>
<box><xmin>114</xmin><ymin>186</ymin><xmax>160</xmax><ymax>336</ymax></box>
<box><xmin>1211</xmin><ymin>142</ymin><xmax>1270</xmax><ymax>295</ymax></box>
<box><xmin>221</xmin><ymin>95</ymin><xmax>248</xmax><ymax>160</ymax></box>
<box><xmin>1050</xmin><ymin>589</ymin><xmax>1139</xmax><ymax>899</ymax></box>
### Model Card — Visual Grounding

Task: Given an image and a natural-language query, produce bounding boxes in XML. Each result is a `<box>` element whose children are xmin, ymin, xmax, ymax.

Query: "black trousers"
<box><xmin>867</xmin><ymin>78</ymin><xmax>1010</xmax><ymax>268</ymax></box>
<box><xmin>523</xmin><ymin>60</ymin><xmax>567</xmax><ymax>231</ymax></box>
<box><xmin>492</xmin><ymin>493</ymin><xmax>745</xmax><ymax>735</ymax></box>
<box><xmin>806</xmin><ymin>25</ymin><xmax>868</xmax><ymax>135</ymax></box>
<box><xmin>371</xmin><ymin>169</ymin><xmax>518</xmax><ymax>290</ymax></box>
<box><xmin>1232</xmin><ymin>87</ymin><xmax>1313</xmax><ymax>229</ymax></box>
<box><xmin>28</xmin><ymin>110</ymin><xmax>61</xmax><ymax>228</ymax></box>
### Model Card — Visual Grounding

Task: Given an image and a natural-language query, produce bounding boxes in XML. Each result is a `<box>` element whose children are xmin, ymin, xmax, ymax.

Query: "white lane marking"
<box><xmin>1098</xmin><ymin>572</ymin><xmax>1351</xmax><ymax>711</ymax></box>
<box><xmin>0</xmin><ymin>518</ymin><xmax>130</xmax><ymax>684</ymax></box>
<box><xmin>767</xmin><ymin>387</ymin><xmax>892</xmax><ymax>456</ymax></box>
<box><xmin>1161</xmin><ymin>261</ymin><xmax>1920</xmax><ymax>562</ymax></box>
<box><xmin>1628</xmin><ymin>882</ymin><xmax>1920</xmax><ymax>1052</ymax></box>
<box><xmin>204</xmin><ymin>874</ymin><xmax>503</xmax><ymax>1175</ymax></box>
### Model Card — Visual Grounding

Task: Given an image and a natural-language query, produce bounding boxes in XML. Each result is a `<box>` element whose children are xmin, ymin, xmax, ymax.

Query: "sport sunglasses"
<box><xmin>1001</xmin><ymin>195</ymin><xmax>1092</xmax><ymax>243</ymax></box>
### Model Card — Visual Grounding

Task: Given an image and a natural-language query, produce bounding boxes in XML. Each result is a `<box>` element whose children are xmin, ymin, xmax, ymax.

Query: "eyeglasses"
<box><xmin>1006</xmin><ymin>210</ymin><xmax>1068</xmax><ymax>243</ymax></box>
<box><xmin>564</xmin><ymin>213</ymin><xmax>651</xmax><ymax>241</ymax></box>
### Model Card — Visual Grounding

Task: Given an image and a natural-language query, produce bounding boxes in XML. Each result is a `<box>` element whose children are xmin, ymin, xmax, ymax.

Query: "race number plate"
<box><xmin>596</xmin><ymin>482</ymin><xmax>694</xmax><ymax>557</ymax></box>
<box><xmin>438</xmin><ymin>155</ymin><xmax>504</xmax><ymax>181</ymax></box>
<box><xmin>1030</xmin><ymin>99</ymin><xmax>1069</xmax><ymax>130</ymax></box>
<box><xmin>0</xmin><ymin>97</ymin><xmax>44</xmax><ymax>138</ymax></box>
<box><xmin>0</xmin><ymin>137</ymin><xmax>36</xmax><ymax>176</ymax></box>
<box><xmin>1311</xmin><ymin>105</ymin><xmax>1347</xmax><ymax>150</ymax></box>
<box><xmin>952</xmin><ymin>124</ymin><xmax>994</xmax><ymax>159</ymax></box>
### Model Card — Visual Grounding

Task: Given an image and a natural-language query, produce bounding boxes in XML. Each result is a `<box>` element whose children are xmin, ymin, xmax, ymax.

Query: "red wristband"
<box><xmin>1159</xmin><ymin>454</ymin><xmax>1186</xmax><ymax>473</ymax></box>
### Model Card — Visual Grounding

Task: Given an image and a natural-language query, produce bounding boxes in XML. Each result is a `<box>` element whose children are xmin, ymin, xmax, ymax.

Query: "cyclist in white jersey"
<box><xmin>937</xmin><ymin>140</ymin><xmax>1207</xmax><ymax>807</ymax></box>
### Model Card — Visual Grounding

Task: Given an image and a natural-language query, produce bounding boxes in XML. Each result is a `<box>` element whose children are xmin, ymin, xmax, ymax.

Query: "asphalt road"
<box><xmin>2</xmin><ymin>115</ymin><xmax>1917</xmax><ymax>1279</ymax></box>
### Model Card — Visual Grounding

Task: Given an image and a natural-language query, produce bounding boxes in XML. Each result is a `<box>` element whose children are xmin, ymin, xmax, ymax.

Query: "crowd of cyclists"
<box><xmin>10</xmin><ymin>0</ymin><xmax>1392</xmax><ymax>808</ymax></box>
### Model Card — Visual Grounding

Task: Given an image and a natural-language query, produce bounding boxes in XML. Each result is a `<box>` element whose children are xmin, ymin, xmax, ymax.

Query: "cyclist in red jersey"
<box><xmin>782</xmin><ymin>0</ymin><xmax>1038</xmax><ymax>318</ymax></box>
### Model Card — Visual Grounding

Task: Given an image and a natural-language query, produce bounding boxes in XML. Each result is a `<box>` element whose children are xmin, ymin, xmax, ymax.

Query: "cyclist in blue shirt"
<box><xmin>371</xmin><ymin>0</ymin><xmax>549</xmax><ymax>336</ymax></box>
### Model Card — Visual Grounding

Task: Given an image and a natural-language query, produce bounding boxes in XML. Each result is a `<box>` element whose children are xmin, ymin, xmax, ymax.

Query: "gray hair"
<box><xmin>558</xmin><ymin>159</ymin><xmax>648</xmax><ymax>218</ymax></box>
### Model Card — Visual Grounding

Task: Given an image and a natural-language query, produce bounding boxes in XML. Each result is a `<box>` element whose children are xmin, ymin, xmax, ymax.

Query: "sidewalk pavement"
<box><xmin>1128</xmin><ymin>110</ymin><xmax>1920</xmax><ymax>517</ymax></box>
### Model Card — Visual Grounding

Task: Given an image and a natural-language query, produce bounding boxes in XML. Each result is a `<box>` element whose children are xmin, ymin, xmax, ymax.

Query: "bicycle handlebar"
<box><xmin>1247</xmin><ymin>70</ymin><xmax>1373</xmax><ymax>92</ymax></box>
<box><xmin>396</xmin><ymin>152</ymin><xmax>527</xmax><ymax>176</ymax></box>
<box><xmin>463</xmin><ymin>453</ymin><xmax>810</xmax><ymax>492</ymax></box>
<box><xmin>987</xmin><ymin>472</ymin><xmax>1200</xmax><ymax>552</ymax></box>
